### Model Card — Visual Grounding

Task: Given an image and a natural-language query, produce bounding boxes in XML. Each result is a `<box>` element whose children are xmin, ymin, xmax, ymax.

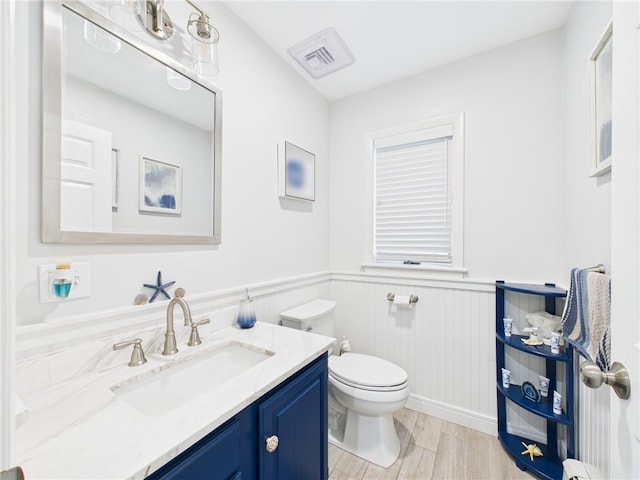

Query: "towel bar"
<box><xmin>586</xmin><ymin>263</ymin><xmax>606</xmax><ymax>273</ymax></box>
<box><xmin>579</xmin><ymin>361</ymin><xmax>630</xmax><ymax>399</ymax></box>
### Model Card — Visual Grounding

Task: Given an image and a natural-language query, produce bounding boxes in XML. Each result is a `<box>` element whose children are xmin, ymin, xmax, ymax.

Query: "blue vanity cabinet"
<box><xmin>495</xmin><ymin>281</ymin><xmax>574</xmax><ymax>480</ymax></box>
<box><xmin>146</xmin><ymin>353</ymin><xmax>328</xmax><ymax>480</ymax></box>
<box><xmin>258</xmin><ymin>353</ymin><xmax>328</xmax><ymax>480</ymax></box>
<box><xmin>145</xmin><ymin>417</ymin><xmax>242</xmax><ymax>480</ymax></box>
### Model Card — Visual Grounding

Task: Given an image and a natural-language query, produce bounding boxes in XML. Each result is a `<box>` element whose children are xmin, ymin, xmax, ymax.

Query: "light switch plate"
<box><xmin>39</xmin><ymin>262</ymin><xmax>91</xmax><ymax>303</ymax></box>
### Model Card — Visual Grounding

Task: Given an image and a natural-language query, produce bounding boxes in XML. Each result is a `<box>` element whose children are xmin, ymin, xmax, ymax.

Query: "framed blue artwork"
<box><xmin>139</xmin><ymin>156</ymin><xmax>182</xmax><ymax>214</ymax></box>
<box><xmin>278</xmin><ymin>141</ymin><xmax>315</xmax><ymax>201</ymax></box>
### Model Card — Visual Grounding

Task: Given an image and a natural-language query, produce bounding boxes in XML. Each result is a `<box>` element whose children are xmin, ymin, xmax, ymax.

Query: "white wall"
<box><xmin>15</xmin><ymin>1</ymin><xmax>330</xmax><ymax>327</ymax></box>
<box><xmin>327</xmin><ymin>31</ymin><xmax>566</xmax><ymax>436</ymax></box>
<box><xmin>329</xmin><ymin>30</ymin><xmax>565</xmax><ymax>284</ymax></box>
<box><xmin>561</xmin><ymin>1</ymin><xmax>612</xmax><ymax>274</ymax></box>
<box><xmin>328</xmin><ymin>6</ymin><xmax>615</xmax><ymax>460</ymax></box>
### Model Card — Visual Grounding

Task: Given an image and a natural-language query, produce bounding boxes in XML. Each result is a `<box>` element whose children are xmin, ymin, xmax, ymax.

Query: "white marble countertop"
<box><xmin>15</xmin><ymin>322</ymin><xmax>335</xmax><ymax>479</ymax></box>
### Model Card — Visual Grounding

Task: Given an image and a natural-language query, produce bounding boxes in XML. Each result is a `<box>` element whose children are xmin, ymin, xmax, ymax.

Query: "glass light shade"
<box><xmin>84</xmin><ymin>20</ymin><xmax>121</xmax><ymax>54</ymax></box>
<box><xmin>108</xmin><ymin>0</ymin><xmax>142</xmax><ymax>32</ymax></box>
<box><xmin>166</xmin><ymin>67</ymin><xmax>192</xmax><ymax>91</ymax></box>
<box><xmin>191</xmin><ymin>36</ymin><xmax>219</xmax><ymax>76</ymax></box>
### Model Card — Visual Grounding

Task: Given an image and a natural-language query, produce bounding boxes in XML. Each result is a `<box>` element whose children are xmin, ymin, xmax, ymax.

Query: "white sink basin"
<box><xmin>111</xmin><ymin>342</ymin><xmax>273</xmax><ymax>416</ymax></box>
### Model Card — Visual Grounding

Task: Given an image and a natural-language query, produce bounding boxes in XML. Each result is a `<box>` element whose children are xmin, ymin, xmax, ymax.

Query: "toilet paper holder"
<box><xmin>387</xmin><ymin>292</ymin><xmax>419</xmax><ymax>304</ymax></box>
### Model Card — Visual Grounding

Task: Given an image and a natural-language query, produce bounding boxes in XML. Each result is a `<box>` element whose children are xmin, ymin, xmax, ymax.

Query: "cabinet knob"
<box><xmin>265</xmin><ymin>435</ymin><xmax>279</xmax><ymax>453</ymax></box>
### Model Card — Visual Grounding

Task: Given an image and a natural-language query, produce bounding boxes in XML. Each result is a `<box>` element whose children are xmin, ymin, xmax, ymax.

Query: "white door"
<box><xmin>0</xmin><ymin>0</ymin><xmax>15</xmax><ymax>472</ymax></box>
<box><xmin>60</xmin><ymin>119</ymin><xmax>113</xmax><ymax>232</ymax></box>
<box><xmin>609</xmin><ymin>1</ymin><xmax>640</xmax><ymax>478</ymax></box>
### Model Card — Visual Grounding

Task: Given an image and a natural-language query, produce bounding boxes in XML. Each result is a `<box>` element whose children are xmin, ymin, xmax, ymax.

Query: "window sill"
<box><xmin>360</xmin><ymin>262</ymin><xmax>468</xmax><ymax>279</ymax></box>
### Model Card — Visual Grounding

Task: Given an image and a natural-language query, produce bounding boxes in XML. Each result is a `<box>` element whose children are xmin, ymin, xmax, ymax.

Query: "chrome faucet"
<box><xmin>162</xmin><ymin>288</ymin><xmax>192</xmax><ymax>355</ymax></box>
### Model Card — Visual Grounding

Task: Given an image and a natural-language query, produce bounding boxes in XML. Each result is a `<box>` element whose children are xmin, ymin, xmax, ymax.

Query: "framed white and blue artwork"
<box><xmin>588</xmin><ymin>21</ymin><xmax>612</xmax><ymax>177</ymax></box>
<box><xmin>139</xmin><ymin>156</ymin><xmax>182</xmax><ymax>214</ymax></box>
<box><xmin>278</xmin><ymin>141</ymin><xmax>315</xmax><ymax>201</ymax></box>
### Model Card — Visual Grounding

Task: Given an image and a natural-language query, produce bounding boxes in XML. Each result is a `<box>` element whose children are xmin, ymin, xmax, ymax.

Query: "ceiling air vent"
<box><xmin>288</xmin><ymin>27</ymin><xmax>355</xmax><ymax>79</ymax></box>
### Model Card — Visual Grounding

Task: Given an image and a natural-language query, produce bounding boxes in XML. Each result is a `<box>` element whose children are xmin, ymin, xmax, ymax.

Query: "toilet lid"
<box><xmin>329</xmin><ymin>353</ymin><xmax>408</xmax><ymax>389</ymax></box>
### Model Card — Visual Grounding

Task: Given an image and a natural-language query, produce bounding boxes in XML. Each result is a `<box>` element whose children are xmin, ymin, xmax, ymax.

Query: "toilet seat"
<box><xmin>329</xmin><ymin>353</ymin><xmax>408</xmax><ymax>392</ymax></box>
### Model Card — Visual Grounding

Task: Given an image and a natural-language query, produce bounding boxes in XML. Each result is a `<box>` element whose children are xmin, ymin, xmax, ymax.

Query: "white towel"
<box><xmin>561</xmin><ymin>268</ymin><xmax>611</xmax><ymax>371</ymax></box>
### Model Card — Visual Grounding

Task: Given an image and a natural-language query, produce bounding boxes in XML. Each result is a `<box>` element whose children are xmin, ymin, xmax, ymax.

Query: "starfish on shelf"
<box><xmin>143</xmin><ymin>271</ymin><xmax>176</xmax><ymax>303</ymax></box>
<box><xmin>521</xmin><ymin>442</ymin><xmax>543</xmax><ymax>462</ymax></box>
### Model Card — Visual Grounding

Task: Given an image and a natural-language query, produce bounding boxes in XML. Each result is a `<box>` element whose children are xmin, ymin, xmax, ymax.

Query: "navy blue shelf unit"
<box><xmin>495</xmin><ymin>281</ymin><xmax>574</xmax><ymax>480</ymax></box>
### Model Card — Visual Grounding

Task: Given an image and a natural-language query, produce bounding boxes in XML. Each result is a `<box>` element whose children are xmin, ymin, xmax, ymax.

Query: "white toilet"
<box><xmin>280</xmin><ymin>299</ymin><xmax>410</xmax><ymax>468</ymax></box>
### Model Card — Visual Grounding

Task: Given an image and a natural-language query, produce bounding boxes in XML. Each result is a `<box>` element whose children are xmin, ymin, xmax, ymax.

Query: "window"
<box><xmin>365</xmin><ymin>113</ymin><xmax>464</xmax><ymax>271</ymax></box>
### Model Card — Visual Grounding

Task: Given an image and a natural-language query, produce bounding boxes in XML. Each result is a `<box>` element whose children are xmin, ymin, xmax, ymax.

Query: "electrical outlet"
<box><xmin>39</xmin><ymin>262</ymin><xmax>91</xmax><ymax>303</ymax></box>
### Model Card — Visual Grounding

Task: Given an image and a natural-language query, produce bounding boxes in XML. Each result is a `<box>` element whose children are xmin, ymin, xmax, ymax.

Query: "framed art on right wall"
<box><xmin>278</xmin><ymin>141</ymin><xmax>315</xmax><ymax>201</ymax></box>
<box><xmin>589</xmin><ymin>21</ymin><xmax>613</xmax><ymax>177</ymax></box>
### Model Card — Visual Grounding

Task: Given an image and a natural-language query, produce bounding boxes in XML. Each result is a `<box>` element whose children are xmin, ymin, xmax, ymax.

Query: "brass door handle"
<box><xmin>265</xmin><ymin>434</ymin><xmax>279</xmax><ymax>453</ymax></box>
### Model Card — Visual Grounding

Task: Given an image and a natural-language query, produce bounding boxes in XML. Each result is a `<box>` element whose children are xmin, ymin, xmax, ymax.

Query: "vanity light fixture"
<box><xmin>166</xmin><ymin>66</ymin><xmax>192</xmax><ymax>91</ymax></box>
<box><xmin>136</xmin><ymin>0</ymin><xmax>220</xmax><ymax>76</ymax></box>
<box><xmin>186</xmin><ymin>4</ymin><xmax>220</xmax><ymax>76</ymax></box>
<box><xmin>108</xmin><ymin>0</ymin><xmax>143</xmax><ymax>32</ymax></box>
<box><xmin>84</xmin><ymin>19</ymin><xmax>121</xmax><ymax>53</ymax></box>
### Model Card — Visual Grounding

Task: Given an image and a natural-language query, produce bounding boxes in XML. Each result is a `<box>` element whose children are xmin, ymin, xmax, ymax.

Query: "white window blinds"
<box><xmin>373</xmin><ymin>124</ymin><xmax>454</xmax><ymax>264</ymax></box>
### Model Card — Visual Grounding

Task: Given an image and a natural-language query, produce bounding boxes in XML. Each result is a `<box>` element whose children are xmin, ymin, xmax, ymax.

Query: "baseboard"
<box><xmin>405</xmin><ymin>394</ymin><xmax>497</xmax><ymax>437</ymax></box>
<box><xmin>406</xmin><ymin>394</ymin><xmax>549</xmax><ymax>446</ymax></box>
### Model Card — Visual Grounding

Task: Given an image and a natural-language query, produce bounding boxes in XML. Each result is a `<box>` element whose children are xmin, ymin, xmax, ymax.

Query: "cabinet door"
<box><xmin>147</xmin><ymin>418</ymin><xmax>241</xmax><ymax>480</ymax></box>
<box><xmin>259</xmin><ymin>356</ymin><xmax>328</xmax><ymax>480</ymax></box>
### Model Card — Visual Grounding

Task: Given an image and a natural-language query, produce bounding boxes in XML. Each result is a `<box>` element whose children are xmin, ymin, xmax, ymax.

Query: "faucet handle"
<box><xmin>188</xmin><ymin>317</ymin><xmax>211</xmax><ymax>346</ymax></box>
<box><xmin>113</xmin><ymin>338</ymin><xmax>147</xmax><ymax>367</ymax></box>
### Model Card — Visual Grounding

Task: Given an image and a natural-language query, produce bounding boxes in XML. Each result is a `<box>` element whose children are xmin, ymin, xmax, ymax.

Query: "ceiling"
<box><xmin>224</xmin><ymin>1</ymin><xmax>574</xmax><ymax>101</ymax></box>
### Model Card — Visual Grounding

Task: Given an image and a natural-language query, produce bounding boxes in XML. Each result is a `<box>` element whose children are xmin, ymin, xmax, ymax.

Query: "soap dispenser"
<box><xmin>237</xmin><ymin>288</ymin><xmax>256</xmax><ymax>329</ymax></box>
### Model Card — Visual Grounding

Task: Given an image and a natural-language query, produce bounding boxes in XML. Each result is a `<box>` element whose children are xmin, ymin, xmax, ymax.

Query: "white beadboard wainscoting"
<box><xmin>577</xmin><ymin>363</ymin><xmax>610</xmax><ymax>478</ymax></box>
<box><xmin>329</xmin><ymin>272</ymin><xmax>498</xmax><ymax>436</ymax></box>
<box><xmin>329</xmin><ymin>271</ymin><xmax>609</xmax><ymax>466</ymax></box>
<box><xmin>15</xmin><ymin>269</ymin><xmax>609</xmax><ymax>473</ymax></box>
<box><xmin>15</xmin><ymin>271</ymin><xmax>332</xmax><ymax>361</ymax></box>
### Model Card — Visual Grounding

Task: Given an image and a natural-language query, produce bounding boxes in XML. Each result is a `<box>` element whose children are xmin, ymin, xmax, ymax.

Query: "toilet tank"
<box><xmin>280</xmin><ymin>299</ymin><xmax>337</xmax><ymax>334</ymax></box>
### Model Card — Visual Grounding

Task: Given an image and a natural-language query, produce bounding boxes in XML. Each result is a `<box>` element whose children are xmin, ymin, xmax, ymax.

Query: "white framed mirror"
<box><xmin>42</xmin><ymin>0</ymin><xmax>222</xmax><ymax>244</ymax></box>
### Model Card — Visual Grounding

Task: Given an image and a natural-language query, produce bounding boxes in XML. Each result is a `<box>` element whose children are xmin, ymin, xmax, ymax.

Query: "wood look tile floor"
<box><xmin>328</xmin><ymin>409</ymin><xmax>537</xmax><ymax>480</ymax></box>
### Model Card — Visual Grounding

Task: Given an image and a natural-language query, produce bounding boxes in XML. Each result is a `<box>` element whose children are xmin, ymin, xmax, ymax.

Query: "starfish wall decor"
<box><xmin>143</xmin><ymin>271</ymin><xmax>176</xmax><ymax>303</ymax></box>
